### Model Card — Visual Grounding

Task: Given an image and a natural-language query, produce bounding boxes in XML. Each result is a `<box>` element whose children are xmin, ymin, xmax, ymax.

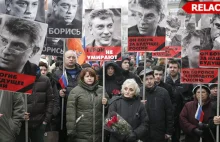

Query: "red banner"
<box><xmin>128</xmin><ymin>36</ymin><xmax>165</xmax><ymax>52</ymax></box>
<box><xmin>183</xmin><ymin>2</ymin><xmax>220</xmax><ymax>14</ymax></box>
<box><xmin>181</xmin><ymin>68</ymin><xmax>218</xmax><ymax>84</ymax></box>
<box><xmin>0</xmin><ymin>70</ymin><xmax>36</xmax><ymax>94</ymax></box>
<box><xmin>200</xmin><ymin>50</ymin><xmax>220</xmax><ymax>68</ymax></box>
<box><xmin>85</xmin><ymin>46</ymin><xmax>121</xmax><ymax>61</ymax></box>
<box><xmin>152</xmin><ymin>46</ymin><xmax>181</xmax><ymax>58</ymax></box>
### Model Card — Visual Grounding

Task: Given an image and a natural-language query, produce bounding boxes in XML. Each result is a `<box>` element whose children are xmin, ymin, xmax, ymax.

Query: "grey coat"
<box><xmin>0</xmin><ymin>90</ymin><xmax>25</xmax><ymax>142</ymax></box>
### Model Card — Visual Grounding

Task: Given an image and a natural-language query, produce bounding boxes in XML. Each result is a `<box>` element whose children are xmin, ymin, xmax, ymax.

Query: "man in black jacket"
<box><xmin>16</xmin><ymin>69</ymin><xmax>54</xmax><ymax>142</ymax></box>
<box><xmin>140</xmin><ymin>69</ymin><xmax>173</xmax><ymax>142</ymax></box>
<box><xmin>165</xmin><ymin>60</ymin><xmax>193</xmax><ymax>142</ymax></box>
<box><xmin>152</xmin><ymin>66</ymin><xmax>176</xmax><ymax>106</ymax></box>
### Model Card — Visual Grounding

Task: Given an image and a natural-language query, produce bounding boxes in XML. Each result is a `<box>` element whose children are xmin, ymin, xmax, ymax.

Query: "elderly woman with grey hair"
<box><xmin>108</xmin><ymin>79</ymin><xmax>149</xmax><ymax>142</ymax></box>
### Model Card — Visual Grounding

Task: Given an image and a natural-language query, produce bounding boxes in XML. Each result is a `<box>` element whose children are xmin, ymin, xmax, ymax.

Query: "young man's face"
<box><xmin>145</xmin><ymin>75</ymin><xmax>155</xmax><ymax>88</ymax></box>
<box><xmin>0</xmin><ymin>28</ymin><xmax>33</xmax><ymax>73</ymax></box>
<box><xmin>135</xmin><ymin>6</ymin><xmax>161</xmax><ymax>36</ymax></box>
<box><xmin>186</xmin><ymin>36</ymin><xmax>200</xmax><ymax>68</ymax></box>
<box><xmin>53</xmin><ymin>0</ymin><xmax>78</xmax><ymax>24</ymax></box>
<box><xmin>154</xmin><ymin>70</ymin><xmax>163</xmax><ymax>83</ymax></box>
<box><xmin>169</xmin><ymin>63</ymin><xmax>179</xmax><ymax>77</ymax></box>
<box><xmin>6</xmin><ymin>0</ymin><xmax>39</xmax><ymax>21</ymax></box>
<box><xmin>90</xmin><ymin>17</ymin><xmax>114</xmax><ymax>46</ymax></box>
<box><xmin>121</xmin><ymin>60</ymin><xmax>130</xmax><ymax>71</ymax></box>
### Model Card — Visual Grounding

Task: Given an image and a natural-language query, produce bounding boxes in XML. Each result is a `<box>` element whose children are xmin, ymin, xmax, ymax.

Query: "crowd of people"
<box><xmin>0</xmin><ymin>50</ymin><xmax>220</xmax><ymax>142</ymax></box>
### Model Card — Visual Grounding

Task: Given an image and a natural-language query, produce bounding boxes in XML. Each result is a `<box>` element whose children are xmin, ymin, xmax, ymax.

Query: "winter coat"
<box><xmin>45</xmin><ymin>72</ymin><xmax>61</xmax><ymax>131</ymax></box>
<box><xmin>140</xmin><ymin>85</ymin><xmax>174</xmax><ymax>142</ymax></box>
<box><xmin>166</xmin><ymin>74</ymin><xmax>194</xmax><ymax>123</ymax></box>
<box><xmin>53</xmin><ymin>63</ymin><xmax>82</xmax><ymax>96</ymax></box>
<box><xmin>27</xmin><ymin>75</ymin><xmax>54</xmax><ymax>128</ymax></box>
<box><xmin>0</xmin><ymin>91</ymin><xmax>25</xmax><ymax>142</ymax></box>
<box><xmin>99</xmin><ymin>62</ymin><xmax>124</xmax><ymax>98</ymax></box>
<box><xmin>107</xmin><ymin>95</ymin><xmax>149</xmax><ymax>142</ymax></box>
<box><xmin>179</xmin><ymin>98</ymin><xmax>214</xmax><ymax>142</ymax></box>
<box><xmin>66</xmin><ymin>80</ymin><xmax>109</xmax><ymax>142</ymax></box>
<box><xmin>53</xmin><ymin>64</ymin><xmax>82</xmax><ymax>130</ymax></box>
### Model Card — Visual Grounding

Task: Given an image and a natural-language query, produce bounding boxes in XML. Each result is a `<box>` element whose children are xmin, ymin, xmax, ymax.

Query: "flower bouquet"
<box><xmin>111</xmin><ymin>89</ymin><xmax>121</xmax><ymax>96</ymax></box>
<box><xmin>105</xmin><ymin>112</ymin><xmax>132</xmax><ymax>136</ymax></box>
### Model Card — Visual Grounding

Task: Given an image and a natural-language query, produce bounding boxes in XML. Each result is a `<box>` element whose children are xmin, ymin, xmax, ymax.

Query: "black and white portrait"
<box><xmin>181</xmin><ymin>30</ymin><xmax>202</xmax><ymax>69</ymax></box>
<box><xmin>166</xmin><ymin>15</ymin><xmax>181</xmax><ymax>46</ymax></box>
<box><xmin>47</xmin><ymin>0</ymin><xmax>82</xmax><ymax>38</ymax></box>
<box><xmin>0</xmin><ymin>14</ymin><xmax>48</xmax><ymax>76</ymax></box>
<box><xmin>200</xmin><ymin>14</ymin><xmax>220</xmax><ymax>50</ymax></box>
<box><xmin>85</xmin><ymin>8</ymin><xmax>121</xmax><ymax>47</ymax></box>
<box><xmin>128</xmin><ymin>0</ymin><xmax>166</xmax><ymax>37</ymax></box>
<box><xmin>0</xmin><ymin>0</ymin><xmax>45</xmax><ymax>22</ymax></box>
<box><xmin>43</xmin><ymin>38</ymin><xmax>63</xmax><ymax>56</ymax></box>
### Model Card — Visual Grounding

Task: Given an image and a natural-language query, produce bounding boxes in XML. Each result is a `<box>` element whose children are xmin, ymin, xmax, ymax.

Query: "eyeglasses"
<box><xmin>0</xmin><ymin>35</ymin><xmax>31</xmax><ymax>55</ymax></box>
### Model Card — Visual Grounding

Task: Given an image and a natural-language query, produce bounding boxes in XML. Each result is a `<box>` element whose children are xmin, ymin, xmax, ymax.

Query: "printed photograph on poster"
<box><xmin>0</xmin><ymin>14</ymin><xmax>47</xmax><ymax>93</ymax></box>
<box><xmin>0</xmin><ymin>14</ymin><xmax>47</xmax><ymax>75</ymax></box>
<box><xmin>84</xmin><ymin>8</ymin><xmax>121</xmax><ymax>61</ymax></box>
<box><xmin>200</xmin><ymin>14</ymin><xmax>220</xmax><ymax>50</ymax></box>
<box><xmin>43</xmin><ymin>38</ymin><xmax>63</xmax><ymax>56</ymax></box>
<box><xmin>181</xmin><ymin>30</ymin><xmax>201</xmax><ymax>69</ymax></box>
<box><xmin>165</xmin><ymin>15</ymin><xmax>181</xmax><ymax>46</ymax></box>
<box><xmin>128</xmin><ymin>0</ymin><xmax>166</xmax><ymax>37</ymax></box>
<box><xmin>199</xmin><ymin>14</ymin><xmax>220</xmax><ymax>67</ymax></box>
<box><xmin>0</xmin><ymin>0</ymin><xmax>45</xmax><ymax>22</ymax></box>
<box><xmin>128</xmin><ymin>0</ymin><xmax>167</xmax><ymax>51</ymax></box>
<box><xmin>46</xmin><ymin>0</ymin><xmax>82</xmax><ymax>38</ymax></box>
<box><xmin>85</xmin><ymin>8</ymin><xmax>121</xmax><ymax>47</ymax></box>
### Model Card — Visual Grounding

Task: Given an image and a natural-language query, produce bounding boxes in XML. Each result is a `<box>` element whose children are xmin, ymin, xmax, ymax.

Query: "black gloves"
<box><xmin>193</xmin><ymin>128</ymin><xmax>203</xmax><ymax>137</ymax></box>
<box><xmin>198</xmin><ymin>123</ymin><xmax>209</xmax><ymax>130</ymax></box>
<box><xmin>126</xmin><ymin>132</ymin><xmax>137</xmax><ymax>142</ymax></box>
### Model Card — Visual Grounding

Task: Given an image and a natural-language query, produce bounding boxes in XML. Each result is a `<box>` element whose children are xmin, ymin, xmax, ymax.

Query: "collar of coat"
<box><xmin>79</xmin><ymin>80</ymin><xmax>99</xmax><ymax>91</ymax></box>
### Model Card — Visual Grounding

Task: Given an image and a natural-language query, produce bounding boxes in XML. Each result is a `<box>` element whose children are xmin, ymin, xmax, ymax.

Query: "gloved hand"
<box><xmin>198</xmin><ymin>123</ymin><xmax>209</xmax><ymax>130</ymax></box>
<box><xmin>193</xmin><ymin>128</ymin><xmax>203</xmax><ymax>137</ymax></box>
<box><xmin>126</xmin><ymin>132</ymin><xmax>137</xmax><ymax>142</ymax></box>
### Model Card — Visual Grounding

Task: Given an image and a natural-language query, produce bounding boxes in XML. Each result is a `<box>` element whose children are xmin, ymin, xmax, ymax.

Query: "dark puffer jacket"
<box><xmin>108</xmin><ymin>95</ymin><xmax>149</xmax><ymax>142</ymax></box>
<box><xmin>27</xmin><ymin>75</ymin><xmax>54</xmax><ymax>128</ymax></box>
<box><xmin>140</xmin><ymin>86</ymin><xmax>174</xmax><ymax>142</ymax></box>
<box><xmin>179</xmin><ymin>98</ymin><xmax>213</xmax><ymax>142</ymax></box>
<box><xmin>66</xmin><ymin>80</ymin><xmax>109</xmax><ymax>142</ymax></box>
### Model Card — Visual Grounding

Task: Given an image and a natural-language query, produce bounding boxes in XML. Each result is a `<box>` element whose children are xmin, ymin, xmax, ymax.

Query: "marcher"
<box><xmin>0</xmin><ymin>91</ymin><xmax>25</xmax><ymax>142</ymax></box>
<box><xmin>140</xmin><ymin>69</ymin><xmax>174</xmax><ymax>142</ymax></box>
<box><xmin>99</xmin><ymin>61</ymin><xmax>124</xmax><ymax>98</ymax></box>
<box><xmin>66</xmin><ymin>68</ymin><xmax>108</xmax><ymax>142</ymax></box>
<box><xmin>108</xmin><ymin>79</ymin><xmax>148</xmax><ymax>142</ymax></box>
<box><xmin>179</xmin><ymin>85</ymin><xmax>214</xmax><ymax>142</ymax></box>
<box><xmin>16</xmin><ymin>67</ymin><xmax>54</xmax><ymax>142</ymax></box>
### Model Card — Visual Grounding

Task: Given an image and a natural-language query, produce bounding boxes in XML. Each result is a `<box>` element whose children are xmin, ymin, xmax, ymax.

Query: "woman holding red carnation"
<box><xmin>66</xmin><ymin>68</ymin><xmax>109</xmax><ymax>142</ymax></box>
<box><xmin>108</xmin><ymin>79</ymin><xmax>149</xmax><ymax>142</ymax></box>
